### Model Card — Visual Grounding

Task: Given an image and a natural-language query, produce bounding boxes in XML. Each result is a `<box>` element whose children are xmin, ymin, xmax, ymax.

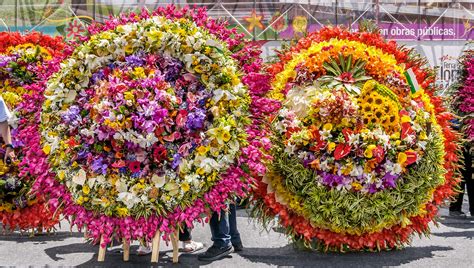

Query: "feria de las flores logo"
<box><xmin>438</xmin><ymin>54</ymin><xmax>462</xmax><ymax>90</ymax></box>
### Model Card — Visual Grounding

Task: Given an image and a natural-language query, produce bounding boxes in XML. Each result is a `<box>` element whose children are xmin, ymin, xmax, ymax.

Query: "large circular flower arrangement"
<box><xmin>450</xmin><ymin>49</ymin><xmax>473</xmax><ymax>142</ymax></box>
<box><xmin>0</xmin><ymin>32</ymin><xmax>67</xmax><ymax>231</ymax></box>
<box><xmin>37</xmin><ymin>6</ymin><xmax>270</xmax><ymax>244</ymax></box>
<box><xmin>251</xmin><ymin>26</ymin><xmax>460</xmax><ymax>251</ymax></box>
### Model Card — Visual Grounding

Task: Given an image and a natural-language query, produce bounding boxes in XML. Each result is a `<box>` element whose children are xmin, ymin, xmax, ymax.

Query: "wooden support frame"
<box><xmin>151</xmin><ymin>231</ymin><xmax>161</xmax><ymax>263</ymax></box>
<box><xmin>97</xmin><ymin>235</ymin><xmax>107</xmax><ymax>262</ymax></box>
<box><xmin>95</xmin><ymin>230</ymin><xmax>180</xmax><ymax>263</ymax></box>
<box><xmin>171</xmin><ymin>229</ymin><xmax>179</xmax><ymax>264</ymax></box>
<box><xmin>150</xmin><ymin>229</ymin><xmax>180</xmax><ymax>264</ymax></box>
<box><xmin>123</xmin><ymin>238</ymin><xmax>130</xmax><ymax>261</ymax></box>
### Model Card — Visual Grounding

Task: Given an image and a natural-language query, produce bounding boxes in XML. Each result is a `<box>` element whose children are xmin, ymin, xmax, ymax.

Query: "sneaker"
<box><xmin>181</xmin><ymin>240</ymin><xmax>204</xmax><ymax>253</ymax></box>
<box><xmin>449</xmin><ymin>211</ymin><xmax>467</xmax><ymax>218</ymax></box>
<box><xmin>232</xmin><ymin>242</ymin><xmax>243</xmax><ymax>252</ymax></box>
<box><xmin>107</xmin><ymin>243</ymin><xmax>123</xmax><ymax>253</ymax></box>
<box><xmin>137</xmin><ymin>245</ymin><xmax>152</xmax><ymax>256</ymax></box>
<box><xmin>197</xmin><ymin>245</ymin><xmax>233</xmax><ymax>261</ymax></box>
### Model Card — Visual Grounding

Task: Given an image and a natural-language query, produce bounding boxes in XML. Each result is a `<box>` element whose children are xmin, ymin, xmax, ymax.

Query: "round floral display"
<box><xmin>252</xmin><ymin>26</ymin><xmax>459</xmax><ymax>251</ymax></box>
<box><xmin>38</xmin><ymin>7</ymin><xmax>268</xmax><ymax>243</ymax></box>
<box><xmin>450</xmin><ymin>49</ymin><xmax>473</xmax><ymax>141</ymax></box>
<box><xmin>0</xmin><ymin>32</ymin><xmax>67</xmax><ymax>231</ymax></box>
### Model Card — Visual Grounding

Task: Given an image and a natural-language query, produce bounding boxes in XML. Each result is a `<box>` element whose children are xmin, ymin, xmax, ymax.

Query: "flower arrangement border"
<box><xmin>251</xmin><ymin>26</ymin><xmax>461</xmax><ymax>251</ymax></box>
<box><xmin>33</xmin><ymin>6</ymin><xmax>272</xmax><ymax>245</ymax></box>
<box><xmin>450</xmin><ymin>48</ymin><xmax>474</xmax><ymax>142</ymax></box>
<box><xmin>0</xmin><ymin>31</ymin><xmax>69</xmax><ymax>232</ymax></box>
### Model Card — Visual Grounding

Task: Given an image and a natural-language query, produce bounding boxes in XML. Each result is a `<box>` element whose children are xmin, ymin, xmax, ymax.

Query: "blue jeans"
<box><xmin>210</xmin><ymin>203</ymin><xmax>241</xmax><ymax>248</ymax></box>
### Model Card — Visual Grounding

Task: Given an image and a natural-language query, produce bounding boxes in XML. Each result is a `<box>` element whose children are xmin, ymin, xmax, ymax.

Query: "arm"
<box><xmin>0</xmin><ymin>120</ymin><xmax>14</xmax><ymax>161</ymax></box>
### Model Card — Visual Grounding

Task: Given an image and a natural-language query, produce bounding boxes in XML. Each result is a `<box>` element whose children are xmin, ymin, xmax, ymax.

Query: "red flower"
<box><xmin>342</xmin><ymin>128</ymin><xmax>354</xmax><ymax>142</ymax></box>
<box><xmin>334</xmin><ymin>143</ymin><xmax>351</xmax><ymax>160</ymax></box>
<box><xmin>153</xmin><ymin>145</ymin><xmax>168</xmax><ymax>163</ymax></box>
<box><xmin>404</xmin><ymin>150</ymin><xmax>417</xmax><ymax>166</ymax></box>
<box><xmin>337</xmin><ymin>72</ymin><xmax>355</xmax><ymax>83</ymax></box>
<box><xmin>128</xmin><ymin>161</ymin><xmax>141</xmax><ymax>173</ymax></box>
<box><xmin>111</xmin><ymin>160</ymin><xmax>126</xmax><ymax>168</ymax></box>
<box><xmin>401</xmin><ymin>122</ymin><xmax>414</xmax><ymax>140</ymax></box>
<box><xmin>372</xmin><ymin>145</ymin><xmax>385</xmax><ymax>163</ymax></box>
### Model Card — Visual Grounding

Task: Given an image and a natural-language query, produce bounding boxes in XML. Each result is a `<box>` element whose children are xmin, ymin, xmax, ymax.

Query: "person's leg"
<box><xmin>137</xmin><ymin>239</ymin><xmax>152</xmax><ymax>255</ymax></box>
<box><xmin>229</xmin><ymin>203</ymin><xmax>243</xmax><ymax>251</ymax></box>
<box><xmin>209</xmin><ymin>210</ymin><xmax>231</xmax><ymax>248</ymax></box>
<box><xmin>179</xmin><ymin>226</ymin><xmax>192</xmax><ymax>242</ymax></box>
<box><xmin>463</xmin><ymin>147</ymin><xmax>474</xmax><ymax>215</ymax></box>
<box><xmin>198</xmin><ymin>209</ymin><xmax>233</xmax><ymax>261</ymax></box>
<box><xmin>450</xmin><ymin>179</ymin><xmax>466</xmax><ymax>213</ymax></box>
<box><xmin>179</xmin><ymin>226</ymin><xmax>203</xmax><ymax>253</ymax></box>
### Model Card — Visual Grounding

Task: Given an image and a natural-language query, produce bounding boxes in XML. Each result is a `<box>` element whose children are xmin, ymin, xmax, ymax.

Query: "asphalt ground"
<box><xmin>0</xmin><ymin>205</ymin><xmax>473</xmax><ymax>267</ymax></box>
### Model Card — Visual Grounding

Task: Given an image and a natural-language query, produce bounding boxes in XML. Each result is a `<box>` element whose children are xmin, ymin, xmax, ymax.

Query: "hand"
<box><xmin>5</xmin><ymin>146</ymin><xmax>15</xmax><ymax>163</ymax></box>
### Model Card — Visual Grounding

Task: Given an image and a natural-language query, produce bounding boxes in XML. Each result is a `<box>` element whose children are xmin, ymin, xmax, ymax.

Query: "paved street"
<box><xmin>0</xmin><ymin>206</ymin><xmax>473</xmax><ymax>267</ymax></box>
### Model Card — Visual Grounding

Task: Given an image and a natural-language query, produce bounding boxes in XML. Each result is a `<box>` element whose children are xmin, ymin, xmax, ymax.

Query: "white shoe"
<box><xmin>181</xmin><ymin>240</ymin><xmax>204</xmax><ymax>253</ymax></box>
<box><xmin>137</xmin><ymin>245</ymin><xmax>152</xmax><ymax>255</ymax></box>
<box><xmin>107</xmin><ymin>243</ymin><xmax>123</xmax><ymax>253</ymax></box>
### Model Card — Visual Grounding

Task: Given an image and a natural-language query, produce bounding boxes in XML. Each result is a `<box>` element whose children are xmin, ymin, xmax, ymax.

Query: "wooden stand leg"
<box><xmin>123</xmin><ymin>238</ymin><xmax>130</xmax><ymax>262</ymax></box>
<box><xmin>98</xmin><ymin>236</ymin><xmax>106</xmax><ymax>262</ymax></box>
<box><xmin>171</xmin><ymin>229</ymin><xmax>179</xmax><ymax>264</ymax></box>
<box><xmin>151</xmin><ymin>231</ymin><xmax>161</xmax><ymax>263</ymax></box>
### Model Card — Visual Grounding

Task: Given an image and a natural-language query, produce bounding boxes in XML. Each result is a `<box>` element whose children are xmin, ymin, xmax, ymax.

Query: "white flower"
<box><xmin>115</xmin><ymin>179</ymin><xmax>128</xmax><ymax>193</ymax></box>
<box><xmin>96</xmin><ymin>175</ymin><xmax>106</xmax><ymax>185</ymax></box>
<box><xmin>320</xmin><ymin>159</ymin><xmax>331</xmax><ymax>172</ymax></box>
<box><xmin>385</xmin><ymin>161</ymin><xmax>403</xmax><ymax>175</ymax></box>
<box><xmin>87</xmin><ymin>176</ymin><xmax>97</xmax><ymax>188</ymax></box>
<box><xmin>284</xmin><ymin>143</ymin><xmax>297</xmax><ymax>156</ymax></box>
<box><xmin>72</xmin><ymin>169</ymin><xmax>87</xmax><ymax>186</ymax></box>
<box><xmin>349</xmin><ymin>165</ymin><xmax>364</xmax><ymax>177</ymax></box>
<box><xmin>404</xmin><ymin>134</ymin><xmax>415</xmax><ymax>144</ymax></box>
<box><xmin>80</xmin><ymin>128</ymin><xmax>95</xmax><ymax>138</ymax></box>
<box><xmin>113</xmin><ymin>132</ymin><xmax>124</xmax><ymax>141</ymax></box>
<box><xmin>199</xmin><ymin>158</ymin><xmax>220</xmax><ymax>173</ymax></box>
<box><xmin>320</xmin><ymin>129</ymin><xmax>332</xmax><ymax>140</ymax></box>
<box><xmin>348</xmin><ymin>133</ymin><xmax>360</xmax><ymax>146</ymax></box>
<box><xmin>418</xmin><ymin>140</ymin><xmax>427</xmax><ymax>150</ymax></box>
<box><xmin>117</xmin><ymin>192</ymin><xmax>140</xmax><ymax>209</ymax></box>
<box><xmin>64</xmin><ymin>90</ymin><xmax>77</xmax><ymax>103</ymax></box>
<box><xmin>212</xmin><ymin>89</ymin><xmax>236</xmax><ymax>103</ymax></box>
<box><xmin>205</xmin><ymin>39</ymin><xmax>220</xmax><ymax>48</ymax></box>
<box><xmin>151</xmin><ymin>174</ymin><xmax>166</xmax><ymax>188</ymax></box>
<box><xmin>366</xmin><ymin>173</ymin><xmax>375</xmax><ymax>184</ymax></box>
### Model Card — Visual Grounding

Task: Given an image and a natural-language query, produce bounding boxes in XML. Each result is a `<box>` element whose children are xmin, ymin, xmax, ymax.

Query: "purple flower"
<box><xmin>77</xmin><ymin>148</ymin><xmax>89</xmax><ymax>160</ymax></box>
<box><xmin>152</xmin><ymin>108</ymin><xmax>169</xmax><ymax>125</ymax></box>
<box><xmin>125</xmin><ymin>54</ymin><xmax>145</xmax><ymax>67</ymax></box>
<box><xmin>382</xmin><ymin>172</ymin><xmax>399</xmax><ymax>188</ymax></box>
<box><xmin>91</xmin><ymin>157</ymin><xmax>108</xmax><ymax>175</ymax></box>
<box><xmin>91</xmin><ymin>70</ymin><xmax>105</xmax><ymax>84</ymax></box>
<box><xmin>62</xmin><ymin>105</ymin><xmax>82</xmax><ymax>126</ymax></box>
<box><xmin>367</xmin><ymin>184</ymin><xmax>378</xmax><ymax>194</ymax></box>
<box><xmin>186</xmin><ymin>108</ymin><xmax>206</xmax><ymax>130</ymax></box>
<box><xmin>171</xmin><ymin>153</ymin><xmax>181</xmax><ymax>169</ymax></box>
<box><xmin>97</xmin><ymin>128</ymin><xmax>111</xmax><ymax>141</ymax></box>
<box><xmin>0</xmin><ymin>55</ymin><xmax>15</xmax><ymax>67</ymax></box>
<box><xmin>319</xmin><ymin>171</ymin><xmax>351</xmax><ymax>188</ymax></box>
<box><xmin>162</xmin><ymin>57</ymin><xmax>183</xmax><ymax>82</ymax></box>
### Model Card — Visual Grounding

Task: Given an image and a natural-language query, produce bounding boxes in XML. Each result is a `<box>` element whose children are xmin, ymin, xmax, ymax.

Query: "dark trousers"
<box><xmin>179</xmin><ymin>226</ymin><xmax>192</xmax><ymax>241</ymax></box>
<box><xmin>450</xmin><ymin>145</ymin><xmax>474</xmax><ymax>214</ymax></box>
<box><xmin>209</xmin><ymin>203</ymin><xmax>241</xmax><ymax>248</ymax></box>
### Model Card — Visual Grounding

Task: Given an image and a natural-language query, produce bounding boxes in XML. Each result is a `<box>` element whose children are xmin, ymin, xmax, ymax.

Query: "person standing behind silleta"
<box><xmin>0</xmin><ymin>96</ymin><xmax>15</xmax><ymax>162</ymax></box>
<box><xmin>449</xmin><ymin>143</ymin><xmax>473</xmax><ymax>218</ymax></box>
